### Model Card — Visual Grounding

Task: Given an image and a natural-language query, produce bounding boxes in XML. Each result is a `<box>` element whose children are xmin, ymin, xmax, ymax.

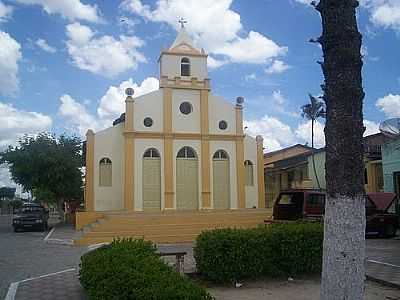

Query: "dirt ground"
<box><xmin>207</xmin><ymin>277</ymin><xmax>400</xmax><ymax>300</ymax></box>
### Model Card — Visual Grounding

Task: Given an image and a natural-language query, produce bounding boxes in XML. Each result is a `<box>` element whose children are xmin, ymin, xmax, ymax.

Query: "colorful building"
<box><xmin>382</xmin><ymin>137</ymin><xmax>400</xmax><ymax>195</ymax></box>
<box><xmin>76</xmin><ymin>25</ymin><xmax>268</xmax><ymax>245</ymax></box>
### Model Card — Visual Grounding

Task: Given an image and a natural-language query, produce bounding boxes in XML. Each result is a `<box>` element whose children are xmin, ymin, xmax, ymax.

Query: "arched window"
<box><xmin>181</xmin><ymin>57</ymin><xmax>190</xmax><ymax>76</ymax></box>
<box><xmin>143</xmin><ymin>148</ymin><xmax>160</xmax><ymax>158</ymax></box>
<box><xmin>177</xmin><ymin>146</ymin><xmax>197</xmax><ymax>158</ymax></box>
<box><xmin>244</xmin><ymin>160</ymin><xmax>254</xmax><ymax>186</ymax></box>
<box><xmin>99</xmin><ymin>157</ymin><xmax>112</xmax><ymax>187</ymax></box>
<box><xmin>213</xmin><ymin>150</ymin><xmax>229</xmax><ymax>160</ymax></box>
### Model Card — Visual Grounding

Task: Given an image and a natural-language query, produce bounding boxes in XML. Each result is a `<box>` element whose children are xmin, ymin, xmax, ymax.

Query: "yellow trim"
<box><xmin>256</xmin><ymin>136</ymin><xmax>265</xmax><ymax>208</ymax></box>
<box><xmin>85</xmin><ymin>130</ymin><xmax>95</xmax><ymax>211</ymax></box>
<box><xmin>124</xmin><ymin>97</ymin><xmax>135</xmax><ymax>211</ymax></box>
<box><xmin>200</xmin><ymin>89</ymin><xmax>211</xmax><ymax>208</ymax></box>
<box><xmin>235</xmin><ymin>105</ymin><xmax>246</xmax><ymax>208</ymax></box>
<box><xmin>160</xmin><ymin>76</ymin><xmax>210</xmax><ymax>91</ymax></box>
<box><xmin>163</xmin><ymin>87</ymin><xmax>174</xmax><ymax>209</ymax></box>
<box><xmin>124</xmin><ymin>131</ymin><xmax>242</xmax><ymax>141</ymax></box>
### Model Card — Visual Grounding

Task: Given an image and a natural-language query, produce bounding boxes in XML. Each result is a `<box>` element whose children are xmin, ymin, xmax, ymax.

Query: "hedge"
<box><xmin>194</xmin><ymin>222</ymin><xmax>323</xmax><ymax>283</ymax></box>
<box><xmin>79</xmin><ymin>239</ymin><xmax>214</xmax><ymax>300</ymax></box>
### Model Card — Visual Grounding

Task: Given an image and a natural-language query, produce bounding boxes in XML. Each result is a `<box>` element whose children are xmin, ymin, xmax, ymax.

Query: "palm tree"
<box><xmin>313</xmin><ymin>0</ymin><xmax>366</xmax><ymax>299</ymax></box>
<box><xmin>301</xmin><ymin>94</ymin><xmax>325</xmax><ymax>189</ymax></box>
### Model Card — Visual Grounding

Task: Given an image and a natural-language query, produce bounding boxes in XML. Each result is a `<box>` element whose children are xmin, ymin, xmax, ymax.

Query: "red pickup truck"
<box><xmin>273</xmin><ymin>189</ymin><xmax>399</xmax><ymax>237</ymax></box>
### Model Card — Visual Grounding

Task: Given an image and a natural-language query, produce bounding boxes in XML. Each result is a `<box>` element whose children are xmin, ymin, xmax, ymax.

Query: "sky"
<box><xmin>0</xmin><ymin>0</ymin><xmax>400</xmax><ymax>190</ymax></box>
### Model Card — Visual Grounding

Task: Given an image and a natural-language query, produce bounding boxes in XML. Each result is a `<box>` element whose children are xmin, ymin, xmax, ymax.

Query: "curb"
<box><xmin>366</xmin><ymin>274</ymin><xmax>400</xmax><ymax>290</ymax></box>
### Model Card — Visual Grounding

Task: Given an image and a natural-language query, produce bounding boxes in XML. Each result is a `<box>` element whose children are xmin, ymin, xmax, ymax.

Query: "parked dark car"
<box><xmin>273</xmin><ymin>189</ymin><xmax>399</xmax><ymax>237</ymax></box>
<box><xmin>12</xmin><ymin>204</ymin><xmax>49</xmax><ymax>232</ymax></box>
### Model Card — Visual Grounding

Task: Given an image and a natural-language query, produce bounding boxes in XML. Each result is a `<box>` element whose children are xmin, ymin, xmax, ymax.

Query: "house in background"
<box><xmin>382</xmin><ymin>137</ymin><xmax>400</xmax><ymax>195</ymax></box>
<box><xmin>264</xmin><ymin>133</ymin><xmax>392</xmax><ymax>206</ymax></box>
<box><xmin>264</xmin><ymin>144</ymin><xmax>315</xmax><ymax>207</ymax></box>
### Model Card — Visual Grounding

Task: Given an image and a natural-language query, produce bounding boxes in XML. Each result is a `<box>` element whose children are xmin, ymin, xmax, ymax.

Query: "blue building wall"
<box><xmin>382</xmin><ymin>138</ymin><xmax>400</xmax><ymax>193</ymax></box>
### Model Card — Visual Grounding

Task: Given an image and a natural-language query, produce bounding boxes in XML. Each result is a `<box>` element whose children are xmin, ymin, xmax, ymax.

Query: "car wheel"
<box><xmin>41</xmin><ymin>223</ymin><xmax>46</xmax><ymax>232</ymax></box>
<box><xmin>384</xmin><ymin>224</ymin><xmax>396</xmax><ymax>238</ymax></box>
<box><xmin>13</xmin><ymin>227</ymin><xmax>18</xmax><ymax>233</ymax></box>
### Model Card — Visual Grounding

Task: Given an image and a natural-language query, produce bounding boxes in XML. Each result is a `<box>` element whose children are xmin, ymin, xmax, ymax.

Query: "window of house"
<box><xmin>181</xmin><ymin>57</ymin><xmax>190</xmax><ymax>76</ymax></box>
<box><xmin>99</xmin><ymin>157</ymin><xmax>112</xmax><ymax>187</ymax></box>
<box><xmin>143</xmin><ymin>148</ymin><xmax>160</xmax><ymax>158</ymax></box>
<box><xmin>179</xmin><ymin>101</ymin><xmax>192</xmax><ymax>115</ymax></box>
<box><xmin>219</xmin><ymin>120</ymin><xmax>228</xmax><ymax>130</ymax></box>
<box><xmin>143</xmin><ymin>117</ymin><xmax>153</xmax><ymax>127</ymax></box>
<box><xmin>244</xmin><ymin>160</ymin><xmax>254</xmax><ymax>186</ymax></box>
<box><xmin>177</xmin><ymin>146</ymin><xmax>196</xmax><ymax>158</ymax></box>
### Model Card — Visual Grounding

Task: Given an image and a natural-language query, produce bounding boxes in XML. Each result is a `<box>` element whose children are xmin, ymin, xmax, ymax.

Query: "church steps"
<box><xmin>74</xmin><ymin>209</ymin><xmax>272</xmax><ymax>246</ymax></box>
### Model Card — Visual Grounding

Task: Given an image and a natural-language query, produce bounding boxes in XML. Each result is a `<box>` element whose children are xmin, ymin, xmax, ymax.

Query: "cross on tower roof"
<box><xmin>178</xmin><ymin>17</ymin><xmax>187</xmax><ymax>28</ymax></box>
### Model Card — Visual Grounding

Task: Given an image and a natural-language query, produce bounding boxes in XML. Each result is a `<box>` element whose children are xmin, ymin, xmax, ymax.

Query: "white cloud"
<box><xmin>121</xmin><ymin>0</ymin><xmax>287</xmax><ymax>65</ymax></box>
<box><xmin>293</xmin><ymin>0</ymin><xmax>311</xmax><ymax>4</ymax></box>
<box><xmin>65</xmin><ymin>22</ymin><xmax>146</xmax><ymax>77</ymax></box>
<box><xmin>98</xmin><ymin>77</ymin><xmax>159</xmax><ymax>121</ymax></box>
<box><xmin>364</xmin><ymin>120</ymin><xmax>380</xmax><ymax>136</ymax></box>
<box><xmin>0</xmin><ymin>31</ymin><xmax>22</xmax><ymax>97</ymax></box>
<box><xmin>59</xmin><ymin>77</ymin><xmax>159</xmax><ymax>136</ymax></box>
<box><xmin>265</xmin><ymin>60</ymin><xmax>291</xmax><ymax>74</ymax></box>
<box><xmin>35</xmin><ymin>38</ymin><xmax>56</xmax><ymax>53</ymax></box>
<box><xmin>15</xmin><ymin>0</ymin><xmax>102</xmax><ymax>23</ymax></box>
<box><xmin>0</xmin><ymin>101</ymin><xmax>52</xmax><ymax>150</ymax></box>
<box><xmin>244</xmin><ymin>73</ymin><xmax>257</xmax><ymax>81</ymax></box>
<box><xmin>244</xmin><ymin>115</ymin><xmax>297</xmax><ymax>151</ymax></box>
<box><xmin>58</xmin><ymin>94</ymin><xmax>103</xmax><ymax>136</ymax></box>
<box><xmin>376</xmin><ymin>93</ymin><xmax>400</xmax><ymax>117</ymax></box>
<box><xmin>207</xmin><ymin>56</ymin><xmax>227</xmax><ymax>69</ymax></box>
<box><xmin>0</xmin><ymin>1</ymin><xmax>13</xmax><ymax>23</ymax></box>
<box><xmin>245</xmin><ymin>113</ymin><xmax>378</xmax><ymax>152</ymax></box>
<box><xmin>364</xmin><ymin>0</ymin><xmax>400</xmax><ymax>31</ymax></box>
<box><xmin>295</xmin><ymin>120</ymin><xmax>326</xmax><ymax>148</ymax></box>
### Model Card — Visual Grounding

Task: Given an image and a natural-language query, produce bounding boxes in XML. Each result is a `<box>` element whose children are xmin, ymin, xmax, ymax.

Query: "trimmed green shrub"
<box><xmin>194</xmin><ymin>222</ymin><xmax>323</xmax><ymax>283</ymax></box>
<box><xmin>80</xmin><ymin>238</ymin><xmax>214</xmax><ymax>300</ymax></box>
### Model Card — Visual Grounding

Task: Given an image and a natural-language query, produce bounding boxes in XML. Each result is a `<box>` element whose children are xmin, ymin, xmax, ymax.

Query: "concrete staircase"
<box><xmin>74</xmin><ymin>209</ymin><xmax>272</xmax><ymax>246</ymax></box>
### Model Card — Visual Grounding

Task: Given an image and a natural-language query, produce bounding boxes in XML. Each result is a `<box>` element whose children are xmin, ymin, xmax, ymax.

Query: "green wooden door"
<box><xmin>176</xmin><ymin>158</ymin><xmax>198</xmax><ymax>210</ymax></box>
<box><xmin>143</xmin><ymin>157</ymin><xmax>161</xmax><ymax>210</ymax></box>
<box><xmin>213</xmin><ymin>159</ymin><xmax>230</xmax><ymax>209</ymax></box>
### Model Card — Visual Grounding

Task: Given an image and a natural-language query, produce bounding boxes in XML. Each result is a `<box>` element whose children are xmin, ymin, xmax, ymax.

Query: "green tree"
<box><xmin>301</xmin><ymin>94</ymin><xmax>326</xmax><ymax>189</ymax></box>
<box><xmin>0</xmin><ymin>133</ymin><xmax>83</xmax><ymax>218</ymax></box>
<box><xmin>313</xmin><ymin>0</ymin><xmax>366</xmax><ymax>299</ymax></box>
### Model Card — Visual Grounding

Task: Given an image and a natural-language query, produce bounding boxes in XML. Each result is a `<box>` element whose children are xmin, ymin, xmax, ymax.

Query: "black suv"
<box><xmin>12</xmin><ymin>204</ymin><xmax>49</xmax><ymax>232</ymax></box>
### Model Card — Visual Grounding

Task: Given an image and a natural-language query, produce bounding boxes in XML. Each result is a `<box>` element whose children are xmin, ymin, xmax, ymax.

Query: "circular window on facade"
<box><xmin>179</xmin><ymin>102</ymin><xmax>192</xmax><ymax>115</ymax></box>
<box><xmin>219</xmin><ymin>120</ymin><xmax>228</xmax><ymax>130</ymax></box>
<box><xmin>143</xmin><ymin>117</ymin><xmax>153</xmax><ymax>127</ymax></box>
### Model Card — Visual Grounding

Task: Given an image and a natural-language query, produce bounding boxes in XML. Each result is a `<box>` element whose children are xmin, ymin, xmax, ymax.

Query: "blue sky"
<box><xmin>1</xmin><ymin>0</ymin><xmax>400</xmax><ymax>188</ymax></box>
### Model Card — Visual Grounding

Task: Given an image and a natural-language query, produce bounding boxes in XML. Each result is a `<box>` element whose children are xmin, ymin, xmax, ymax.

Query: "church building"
<box><xmin>77</xmin><ymin>25</ymin><xmax>266</xmax><ymax>242</ymax></box>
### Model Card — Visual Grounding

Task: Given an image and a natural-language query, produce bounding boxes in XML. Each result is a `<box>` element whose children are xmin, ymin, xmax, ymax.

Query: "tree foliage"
<box><xmin>0</xmin><ymin>133</ymin><xmax>83</xmax><ymax>208</ymax></box>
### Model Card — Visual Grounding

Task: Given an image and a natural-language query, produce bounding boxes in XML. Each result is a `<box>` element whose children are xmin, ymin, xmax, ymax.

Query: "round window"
<box><xmin>179</xmin><ymin>102</ymin><xmax>192</xmax><ymax>115</ymax></box>
<box><xmin>143</xmin><ymin>117</ymin><xmax>153</xmax><ymax>127</ymax></box>
<box><xmin>219</xmin><ymin>120</ymin><xmax>228</xmax><ymax>130</ymax></box>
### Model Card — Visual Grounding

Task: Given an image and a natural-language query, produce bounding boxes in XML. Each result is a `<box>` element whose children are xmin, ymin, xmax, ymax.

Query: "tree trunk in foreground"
<box><xmin>317</xmin><ymin>1</ymin><xmax>366</xmax><ymax>299</ymax></box>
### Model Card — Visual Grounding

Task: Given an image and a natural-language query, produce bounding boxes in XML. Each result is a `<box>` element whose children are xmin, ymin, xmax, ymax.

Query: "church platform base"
<box><xmin>74</xmin><ymin>209</ymin><xmax>272</xmax><ymax>246</ymax></box>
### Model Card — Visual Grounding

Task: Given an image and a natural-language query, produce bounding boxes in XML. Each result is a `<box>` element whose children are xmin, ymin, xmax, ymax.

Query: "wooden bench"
<box><xmin>158</xmin><ymin>251</ymin><xmax>187</xmax><ymax>274</ymax></box>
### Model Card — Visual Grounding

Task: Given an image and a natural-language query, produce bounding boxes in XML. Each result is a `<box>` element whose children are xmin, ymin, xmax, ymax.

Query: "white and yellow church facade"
<box><xmin>75</xmin><ymin>26</ymin><xmax>268</xmax><ymax>245</ymax></box>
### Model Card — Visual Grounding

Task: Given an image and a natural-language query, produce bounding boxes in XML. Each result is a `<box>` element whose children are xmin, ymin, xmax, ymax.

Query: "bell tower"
<box><xmin>159</xmin><ymin>20</ymin><xmax>209</xmax><ymax>89</ymax></box>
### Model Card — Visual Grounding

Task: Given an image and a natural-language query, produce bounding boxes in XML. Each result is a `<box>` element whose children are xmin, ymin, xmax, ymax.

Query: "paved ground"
<box><xmin>365</xmin><ymin>237</ymin><xmax>400</xmax><ymax>287</ymax></box>
<box><xmin>0</xmin><ymin>215</ymin><xmax>86</xmax><ymax>300</ymax></box>
<box><xmin>1</xmin><ymin>215</ymin><xmax>399</xmax><ymax>299</ymax></box>
<box><xmin>208</xmin><ymin>277</ymin><xmax>400</xmax><ymax>300</ymax></box>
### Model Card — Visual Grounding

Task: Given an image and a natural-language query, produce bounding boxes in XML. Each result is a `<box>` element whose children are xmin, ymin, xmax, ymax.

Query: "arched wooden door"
<box><xmin>176</xmin><ymin>146</ymin><xmax>198</xmax><ymax>210</ymax></box>
<box><xmin>142</xmin><ymin>148</ymin><xmax>161</xmax><ymax>211</ymax></box>
<box><xmin>213</xmin><ymin>150</ymin><xmax>230</xmax><ymax>209</ymax></box>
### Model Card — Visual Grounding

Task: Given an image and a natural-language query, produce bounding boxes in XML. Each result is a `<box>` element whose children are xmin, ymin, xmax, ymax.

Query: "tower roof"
<box><xmin>170</xmin><ymin>26</ymin><xmax>194</xmax><ymax>49</ymax></box>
